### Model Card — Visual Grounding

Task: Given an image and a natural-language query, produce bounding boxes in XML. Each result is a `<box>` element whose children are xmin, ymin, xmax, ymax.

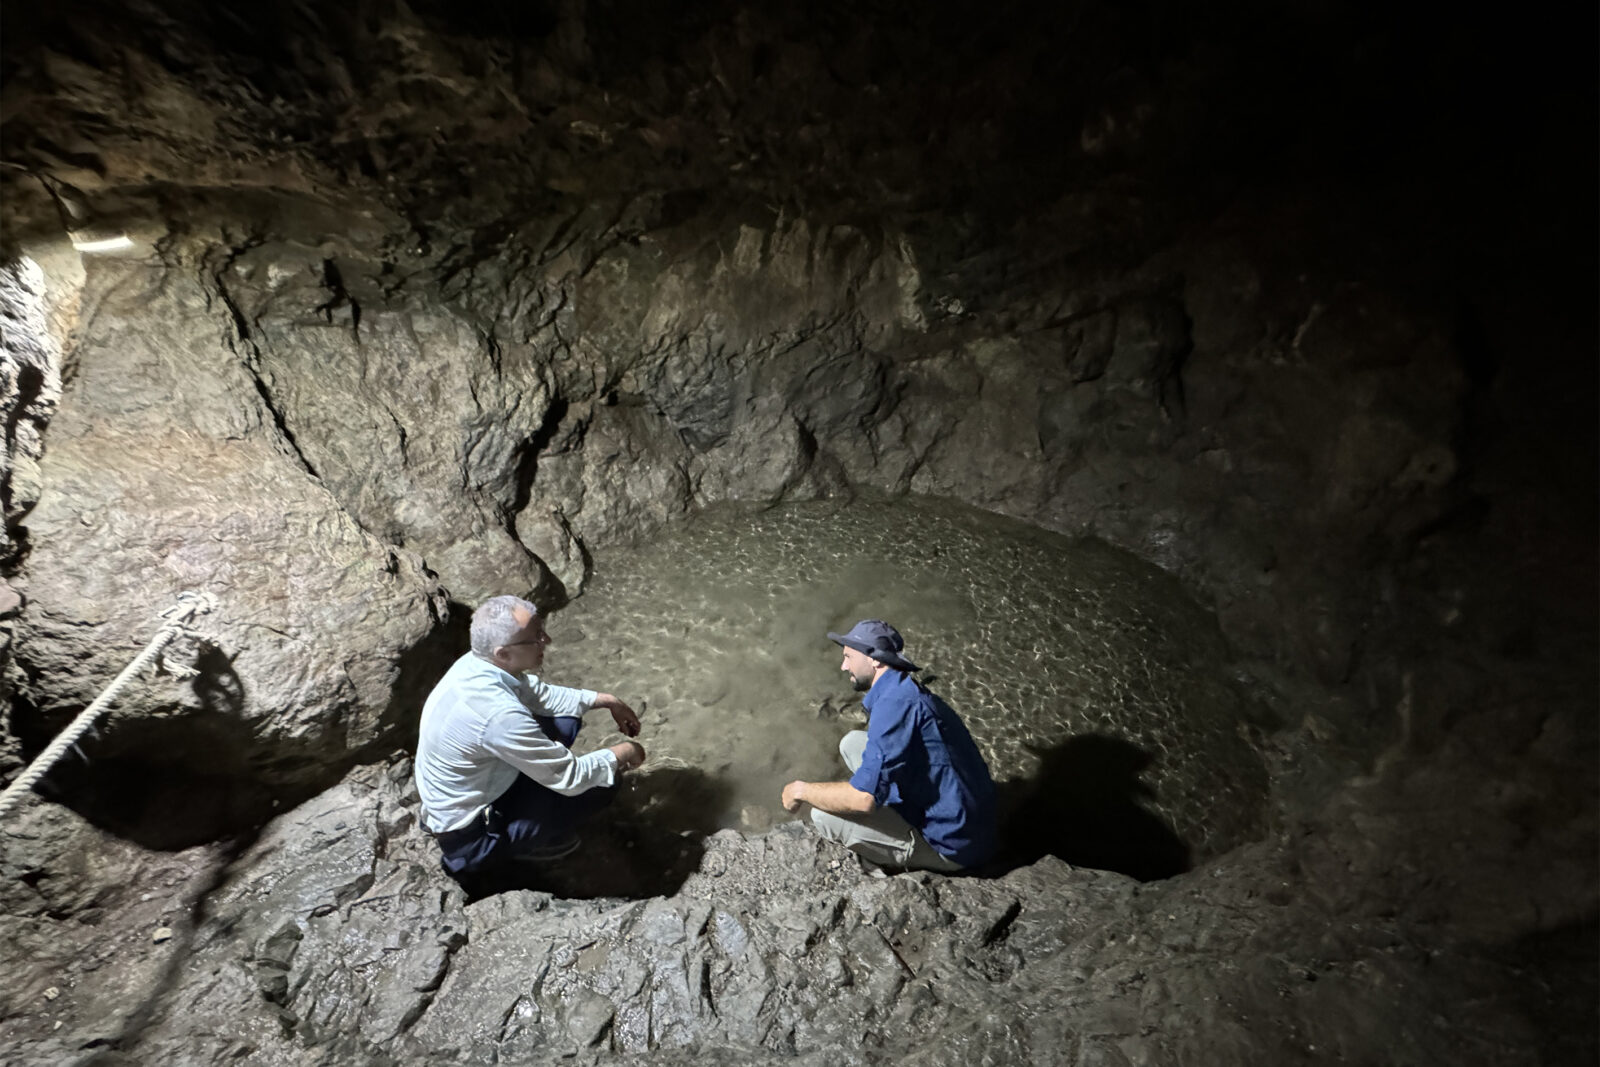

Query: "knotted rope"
<box><xmin>0</xmin><ymin>590</ymin><xmax>217</xmax><ymax>821</ymax></box>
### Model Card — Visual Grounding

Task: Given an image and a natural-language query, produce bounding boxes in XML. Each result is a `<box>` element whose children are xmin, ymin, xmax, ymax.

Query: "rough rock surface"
<box><xmin>0</xmin><ymin>0</ymin><xmax>1536</xmax><ymax>704</ymax></box>
<box><xmin>0</xmin><ymin>252</ymin><xmax>67</xmax><ymax>783</ymax></box>
<box><xmin>1</xmin><ymin>752</ymin><xmax>1588</xmax><ymax>1066</ymax></box>
<box><xmin>0</xmin><ymin>2</ymin><xmax>1592</xmax><ymax>1064</ymax></box>
<box><xmin>0</xmin><ymin>201</ymin><xmax>1482</xmax><ymax>775</ymax></box>
<box><xmin>0</xmin><ymin>255</ymin><xmax>64</xmax><ymax>567</ymax></box>
<box><xmin>8</xmin><ymin>254</ymin><xmax>456</xmax><ymax>797</ymax></box>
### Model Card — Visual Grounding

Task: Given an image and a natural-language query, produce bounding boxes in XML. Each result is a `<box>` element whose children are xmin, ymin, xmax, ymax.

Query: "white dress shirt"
<box><xmin>415</xmin><ymin>652</ymin><xmax>619</xmax><ymax>832</ymax></box>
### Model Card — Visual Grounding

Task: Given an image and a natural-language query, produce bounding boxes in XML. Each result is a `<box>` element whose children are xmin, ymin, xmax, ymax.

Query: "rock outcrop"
<box><xmin>9</xmin><ymin>255</ymin><xmax>455</xmax><ymax>797</ymax></box>
<box><xmin>0</xmin><ymin>0</ymin><xmax>1503</xmax><ymax>708</ymax></box>
<box><xmin>0</xmin><ymin>2</ymin><xmax>1592</xmax><ymax>1064</ymax></box>
<box><xmin>3</xmin><ymin>754</ymin><xmax>1586</xmax><ymax>1066</ymax></box>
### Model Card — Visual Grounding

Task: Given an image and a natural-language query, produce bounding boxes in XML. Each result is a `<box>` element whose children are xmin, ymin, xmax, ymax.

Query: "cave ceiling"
<box><xmin>5</xmin><ymin>0</ymin><xmax>1586</xmax><ymax>301</ymax></box>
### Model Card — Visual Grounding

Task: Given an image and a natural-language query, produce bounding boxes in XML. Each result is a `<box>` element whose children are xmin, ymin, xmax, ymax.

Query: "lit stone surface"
<box><xmin>555</xmin><ymin>494</ymin><xmax>1270</xmax><ymax>861</ymax></box>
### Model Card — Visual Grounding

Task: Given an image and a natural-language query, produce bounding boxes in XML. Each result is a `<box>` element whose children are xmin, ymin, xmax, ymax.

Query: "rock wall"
<box><xmin>1</xmin><ymin>0</ymin><xmax>1561</xmax><ymax>781</ymax></box>
<box><xmin>7</xmin><ymin>252</ymin><xmax>454</xmax><ymax>795</ymax></box>
<box><xmin>0</xmin><ymin>191</ymin><xmax>1474</xmax><ymax>791</ymax></box>
<box><xmin>0</xmin><ymin>3</ymin><xmax>1592</xmax><ymax>1063</ymax></box>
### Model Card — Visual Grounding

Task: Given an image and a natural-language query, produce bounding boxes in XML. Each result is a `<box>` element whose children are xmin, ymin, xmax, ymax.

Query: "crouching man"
<box><xmin>415</xmin><ymin>595</ymin><xmax>646</xmax><ymax>889</ymax></box>
<box><xmin>782</xmin><ymin>619</ymin><xmax>996</xmax><ymax>872</ymax></box>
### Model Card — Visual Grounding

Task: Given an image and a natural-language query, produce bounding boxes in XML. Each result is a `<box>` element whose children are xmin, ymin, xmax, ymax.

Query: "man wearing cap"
<box><xmin>415</xmin><ymin>595</ymin><xmax>647</xmax><ymax>889</ymax></box>
<box><xmin>781</xmin><ymin>619</ymin><xmax>997</xmax><ymax>871</ymax></box>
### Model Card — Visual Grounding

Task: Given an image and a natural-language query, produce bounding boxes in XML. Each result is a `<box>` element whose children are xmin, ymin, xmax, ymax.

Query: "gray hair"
<box><xmin>470</xmin><ymin>595</ymin><xmax>538</xmax><ymax>657</ymax></box>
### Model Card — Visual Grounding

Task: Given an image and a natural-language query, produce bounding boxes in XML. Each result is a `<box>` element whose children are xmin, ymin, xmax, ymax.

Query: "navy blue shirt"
<box><xmin>850</xmin><ymin>670</ymin><xmax>997</xmax><ymax>867</ymax></box>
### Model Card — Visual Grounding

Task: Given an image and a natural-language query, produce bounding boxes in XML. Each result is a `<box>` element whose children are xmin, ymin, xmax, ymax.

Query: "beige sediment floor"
<box><xmin>553</xmin><ymin>494</ymin><xmax>1271</xmax><ymax>861</ymax></box>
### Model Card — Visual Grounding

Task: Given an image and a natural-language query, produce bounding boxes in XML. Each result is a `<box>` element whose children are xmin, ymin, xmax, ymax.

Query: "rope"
<box><xmin>0</xmin><ymin>590</ymin><xmax>217</xmax><ymax>821</ymax></box>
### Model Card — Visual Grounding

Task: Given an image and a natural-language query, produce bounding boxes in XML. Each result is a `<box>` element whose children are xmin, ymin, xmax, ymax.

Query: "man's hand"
<box><xmin>609</xmin><ymin>702</ymin><xmax>641</xmax><ymax>738</ymax></box>
<box><xmin>595</xmin><ymin>693</ymin><xmax>641</xmax><ymax>738</ymax></box>
<box><xmin>785</xmin><ymin>779</ymin><xmax>876</xmax><ymax>815</ymax></box>
<box><xmin>609</xmin><ymin>740</ymin><xmax>647</xmax><ymax>772</ymax></box>
<box><xmin>781</xmin><ymin>780</ymin><xmax>807</xmax><ymax>813</ymax></box>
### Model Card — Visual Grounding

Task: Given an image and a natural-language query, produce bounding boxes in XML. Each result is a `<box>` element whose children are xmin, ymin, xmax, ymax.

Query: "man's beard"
<box><xmin>850</xmin><ymin>673</ymin><xmax>873</xmax><ymax>692</ymax></box>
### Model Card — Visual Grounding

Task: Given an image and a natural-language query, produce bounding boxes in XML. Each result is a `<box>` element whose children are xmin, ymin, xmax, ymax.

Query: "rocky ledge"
<box><xmin>2</xmin><ymin>735</ymin><xmax>1591</xmax><ymax>1066</ymax></box>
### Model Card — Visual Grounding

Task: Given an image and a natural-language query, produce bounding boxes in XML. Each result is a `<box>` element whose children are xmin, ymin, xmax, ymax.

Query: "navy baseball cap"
<box><xmin>827</xmin><ymin>619</ymin><xmax>920</xmax><ymax>672</ymax></box>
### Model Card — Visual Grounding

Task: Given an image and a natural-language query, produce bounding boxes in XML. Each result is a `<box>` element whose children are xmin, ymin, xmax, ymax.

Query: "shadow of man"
<box><xmin>460</xmin><ymin>765</ymin><xmax>734</xmax><ymax>902</ymax></box>
<box><xmin>988</xmin><ymin>733</ymin><xmax>1190</xmax><ymax>882</ymax></box>
<box><xmin>29</xmin><ymin>647</ymin><xmax>285</xmax><ymax>851</ymax></box>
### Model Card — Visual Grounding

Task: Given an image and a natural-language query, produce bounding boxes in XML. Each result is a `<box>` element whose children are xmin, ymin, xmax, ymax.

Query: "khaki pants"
<box><xmin>810</xmin><ymin>730</ymin><xmax>963</xmax><ymax>872</ymax></box>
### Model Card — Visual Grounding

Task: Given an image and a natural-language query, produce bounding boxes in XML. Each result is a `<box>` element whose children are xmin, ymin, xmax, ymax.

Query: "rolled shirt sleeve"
<box><xmin>849</xmin><ymin>697</ymin><xmax>912</xmax><ymax>807</ymax></box>
<box><xmin>837</xmin><ymin>670</ymin><xmax>999</xmax><ymax>866</ymax></box>
<box><xmin>481</xmin><ymin>707</ymin><xmax>617</xmax><ymax>796</ymax></box>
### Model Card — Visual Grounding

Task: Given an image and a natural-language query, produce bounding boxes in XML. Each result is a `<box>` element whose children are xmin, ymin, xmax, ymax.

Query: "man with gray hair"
<box><xmin>416</xmin><ymin>595</ymin><xmax>646</xmax><ymax>889</ymax></box>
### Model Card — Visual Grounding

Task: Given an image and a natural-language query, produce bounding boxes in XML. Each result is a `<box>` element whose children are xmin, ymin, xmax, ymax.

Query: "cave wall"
<box><xmin>0</xmin><ymin>4</ymin><xmax>1594</xmax><ymax>1065</ymax></box>
<box><xmin>0</xmin><ymin>200</ymin><xmax>1470</xmax><ymax>787</ymax></box>
<box><xmin>0</xmin><ymin>0</ymin><xmax>1592</xmax><ymax>796</ymax></box>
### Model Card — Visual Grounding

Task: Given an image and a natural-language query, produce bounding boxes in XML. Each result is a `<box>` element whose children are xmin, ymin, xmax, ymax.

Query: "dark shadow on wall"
<box><xmin>242</xmin><ymin>604</ymin><xmax>467</xmax><ymax>809</ymax></box>
<box><xmin>459</xmin><ymin>766</ymin><xmax>733</xmax><ymax>902</ymax></box>
<box><xmin>21</xmin><ymin>630</ymin><xmax>461</xmax><ymax>852</ymax></box>
<box><xmin>988</xmin><ymin>733</ymin><xmax>1191</xmax><ymax>882</ymax></box>
<box><xmin>26</xmin><ymin>647</ymin><xmax>282</xmax><ymax>850</ymax></box>
<box><xmin>372</xmin><ymin>599</ymin><xmax>470</xmax><ymax>750</ymax></box>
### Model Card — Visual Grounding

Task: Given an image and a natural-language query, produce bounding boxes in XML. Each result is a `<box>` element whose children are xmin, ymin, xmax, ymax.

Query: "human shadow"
<box><xmin>25</xmin><ymin>647</ymin><xmax>294</xmax><ymax>851</ymax></box>
<box><xmin>377</xmin><ymin>601</ymin><xmax>471</xmax><ymax>746</ymax></box>
<box><xmin>459</xmin><ymin>765</ymin><xmax>734</xmax><ymax>902</ymax></box>
<box><xmin>986</xmin><ymin>733</ymin><xmax>1191</xmax><ymax>882</ymax></box>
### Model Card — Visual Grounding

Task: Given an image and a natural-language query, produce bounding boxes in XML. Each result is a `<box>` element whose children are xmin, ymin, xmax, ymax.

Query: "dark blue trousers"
<box><xmin>437</xmin><ymin>716</ymin><xmax>617</xmax><ymax>883</ymax></box>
